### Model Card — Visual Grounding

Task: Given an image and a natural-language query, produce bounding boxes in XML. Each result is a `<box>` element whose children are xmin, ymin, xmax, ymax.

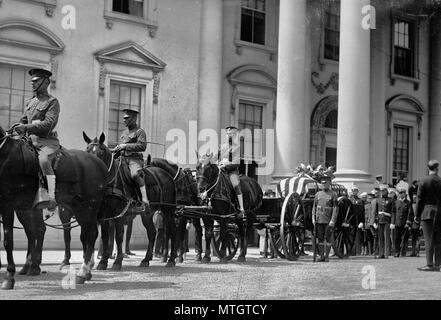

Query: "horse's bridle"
<box><xmin>198</xmin><ymin>165</ymin><xmax>221</xmax><ymax>198</ymax></box>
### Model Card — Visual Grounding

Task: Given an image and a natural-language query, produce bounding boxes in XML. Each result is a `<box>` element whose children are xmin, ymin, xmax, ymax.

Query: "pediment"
<box><xmin>227</xmin><ymin>64</ymin><xmax>277</xmax><ymax>89</ymax></box>
<box><xmin>0</xmin><ymin>20</ymin><xmax>64</xmax><ymax>53</ymax></box>
<box><xmin>94</xmin><ymin>41</ymin><xmax>166</xmax><ymax>70</ymax></box>
<box><xmin>386</xmin><ymin>94</ymin><xmax>424</xmax><ymax>115</ymax></box>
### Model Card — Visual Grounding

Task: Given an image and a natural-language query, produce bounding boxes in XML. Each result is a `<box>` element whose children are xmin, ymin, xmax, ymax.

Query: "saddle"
<box><xmin>19</xmin><ymin>139</ymin><xmax>39</xmax><ymax>177</ymax></box>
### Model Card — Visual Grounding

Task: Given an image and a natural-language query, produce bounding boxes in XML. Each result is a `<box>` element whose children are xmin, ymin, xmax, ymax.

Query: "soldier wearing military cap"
<box><xmin>376</xmin><ymin>186</ymin><xmax>395</xmax><ymax>258</ymax></box>
<box><xmin>350</xmin><ymin>185</ymin><xmax>365</xmax><ymax>255</ymax></box>
<box><xmin>14</xmin><ymin>68</ymin><xmax>59</xmax><ymax>210</ymax></box>
<box><xmin>218</xmin><ymin>125</ymin><xmax>245</xmax><ymax>215</ymax></box>
<box><xmin>415</xmin><ymin>160</ymin><xmax>441</xmax><ymax>271</ymax></box>
<box><xmin>391</xmin><ymin>187</ymin><xmax>413</xmax><ymax>257</ymax></box>
<box><xmin>115</xmin><ymin>108</ymin><xmax>149</xmax><ymax>211</ymax></box>
<box><xmin>312</xmin><ymin>176</ymin><xmax>338</xmax><ymax>262</ymax></box>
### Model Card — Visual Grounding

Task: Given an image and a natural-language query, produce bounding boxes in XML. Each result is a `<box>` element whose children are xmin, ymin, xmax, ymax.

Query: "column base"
<box><xmin>333</xmin><ymin>169</ymin><xmax>373</xmax><ymax>194</ymax></box>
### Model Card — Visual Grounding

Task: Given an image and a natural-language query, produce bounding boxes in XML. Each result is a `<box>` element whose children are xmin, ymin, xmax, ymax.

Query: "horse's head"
<box><xmin>195</xmin><ymin>152</ymin><xmax>219</xmax><ymax>194</ymax></box>
<box><xmin>83</xmin><ymin>132</ymin><xmax>112</xmax><ymax>166</ymax></box>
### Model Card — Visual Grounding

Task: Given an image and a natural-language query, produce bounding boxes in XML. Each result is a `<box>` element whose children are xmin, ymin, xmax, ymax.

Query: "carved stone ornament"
<box><xmin>311</xmin><ymin>71</ymin><xmax>339</xmax><ymax>95</ymax></box>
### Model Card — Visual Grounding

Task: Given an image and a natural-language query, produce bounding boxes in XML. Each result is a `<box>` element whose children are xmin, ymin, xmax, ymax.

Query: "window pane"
<box><xmin>253</xmin><ymin>12</ymin><xmax>265</xmax><ymax>45</ymax></box>
<box><xmin>119</xmin><ymin>85</ymin><xmax>131</xmax><ymax>106</ymax></box>
<box><xmin>241</xmin><ymin>9</ymin><xmax>253</xmax><ymax>42</ymax></box>
<box><xmin>0</xmin><ymin>65</ymin><xmax>11</xmax><ymax>88</ymax></box>
<box><xmin>110</xmin><ymin>84</ymin><xmax>120</xmax><ymax>103</ymax></box>
<box><xmin>11</xmin><ymin>68</ymin><xmax>25</xmax><ymax>90</ymax></box>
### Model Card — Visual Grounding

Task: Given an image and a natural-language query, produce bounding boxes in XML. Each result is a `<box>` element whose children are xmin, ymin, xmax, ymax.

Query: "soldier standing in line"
<box><xmin>350</xmin><ymin>186</ymin><xmax>365</xmax><ymax>255</ymax></box>
<box><xmin>415</xmin><ymin>160</ymin><xmax>441</xmax><ymax>272</ymax></box>
<box><xmin>391</xmin><ymin>187</ymin><xmax>413</xmax><ymax>257</ymax></box>
<box><xmin>312</xmin><ymin>176</ymin><xmax>338</xmax><ymax>262</ymax></box>
<box><xmin>376</xmin><ymin>186</ymin><xmax>395</xmax><ymax>259</ymax></box>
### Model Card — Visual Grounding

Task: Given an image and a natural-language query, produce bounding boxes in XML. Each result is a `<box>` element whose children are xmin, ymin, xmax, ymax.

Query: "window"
<box><xmin>240</xmin><ymin>0</ymin><xmax>266</xmax><ymax>45</ymax></box>
<box><xmin>108</xmin><ymin>81</ymin><xmax>142</xmax><ymax>147</ymax></box>
<box><xmin>393</xmin><ymin>126</ymin><xmax>410</xmax><ymax>185</ymax></box>
<box><xmin>324</xmin><ymin>110</ymin><xmax>338</xmax><ymax>129</ymax></box>
<box><xmin>238</xmin><ymin>102</ymin><xmax>263</xmax><ymax>180</ymax></box>
<box><xmin>394</xmin><ymin>20</ymin><xmax>415</xmax><ymax>77</ymax></box>
<box><xmin>112</xmin><ymin>0</ymin><xmax>143</xmax><ymax>17</ymax></box>
<box><xmin>0</xmin><ymin>64</ymin><xmax>33</xmax><ymax>129</ymax></box>
<box><xmin>324</xmin><ymin>0</ymin><xmax>340</xmax><ymax>61</ymax></box>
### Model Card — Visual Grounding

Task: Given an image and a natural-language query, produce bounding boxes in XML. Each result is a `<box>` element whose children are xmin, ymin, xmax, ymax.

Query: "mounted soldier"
<box><xmin>217</xmin><ymin>126</ymin><xmax>245</xmax><ymax>216</ymax></box>
<box><xmin>13</xmin><ymin>68</ymin><xmax>59</xmax><ymax>211</ymax></box>
<box><xmin>114</xmin><ymin>108</ymin><xmax>150</xmax><ymax>212</ymax></box>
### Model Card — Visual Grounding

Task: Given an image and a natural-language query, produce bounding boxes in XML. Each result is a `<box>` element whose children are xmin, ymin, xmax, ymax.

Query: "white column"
<box><xmin>274</xmin><ymin>0</ymin><xmax>307</xmax><ymax>178</ymax></box>
<box><xmin>430</xmin><ymin>13</ymin><xmax>441</xmax><ymax>163</ymax></box>
<box><xmin>333</xmin><ymin>0</ymin><xmax>372</xmax><ymax>190</ymax></box>
<box><xmin>198</xmin><ymin>0</ymin><xmax>223</xmax><ymax>133</ymax></box>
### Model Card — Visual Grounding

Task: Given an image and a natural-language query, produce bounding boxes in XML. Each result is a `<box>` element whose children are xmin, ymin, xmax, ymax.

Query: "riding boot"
<box><xmin>139</xmin><ymin>186</ymin><xmax>150</xmax><ymax>211</ymax></box>
<box><xmin>46</xmin><ymin>175</ymin><xmax>57</xmax><ymax>211</ymax></box>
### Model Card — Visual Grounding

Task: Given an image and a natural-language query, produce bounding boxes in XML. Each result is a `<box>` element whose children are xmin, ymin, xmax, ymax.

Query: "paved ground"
<box><xmin>0</xmin><ymin>248</ymin><xmax>439</xmax><ymax>300</ymax></box>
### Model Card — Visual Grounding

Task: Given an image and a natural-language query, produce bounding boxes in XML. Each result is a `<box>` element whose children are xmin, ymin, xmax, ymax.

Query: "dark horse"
<box><xmin>0</xmin><ymin>126</ymin><xmax>108</xmax><ymax>288</ymax></box>
<box><xmin>83</xmin><ymin>132</ymin><xmax>178</xmax><ymax>268</ymax></box>
<box><xmin>147</xmin><ymin>157</ymin><xmax>200</xmax><ymax>263</ymax></box>
<box><xmin>0</xmin><ymin>129</ymin><xmax>47</xmax><ymax>289</ymax></box>
<box><xmin>196</xmin><ymin>155</ymin><xmax>263</xmax><ymax>263</ymax></box>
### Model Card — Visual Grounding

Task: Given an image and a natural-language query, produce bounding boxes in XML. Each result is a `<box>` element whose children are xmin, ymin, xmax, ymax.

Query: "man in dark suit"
<box><xmin>415</xmin><ymin>160</ymin><xmax>441</xmax><ymax>271</ymax></box>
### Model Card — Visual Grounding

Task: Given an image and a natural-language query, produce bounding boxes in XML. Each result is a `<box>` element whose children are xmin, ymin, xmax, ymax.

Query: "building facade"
<box><xmin>0</xmin><ymin>0</ymin><xmax>440</xmax><ymax>249</ymax></box>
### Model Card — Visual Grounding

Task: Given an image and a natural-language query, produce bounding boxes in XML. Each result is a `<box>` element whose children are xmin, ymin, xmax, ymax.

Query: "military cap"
<box><xmin>428</xmin><ymin>160</ymin><xmax>439</xmax><ymax>170</ymax></box>
<box><xmin>122</xmin><ymin>108</ymin><xmax>139</xmax><ymax>118</ymax></box>
<box><xmin>352</xmin><ymin>185</ymin><xmax>359</xmax><ymax>190</ymax></box>
<box><xmin>375</xmin><ymin>175</ymin><xmax>383</xmax><ymax>180</ymax></box>
<box><xmin>360</xmin><ymin>192</ymin><xmax>368</xmax><ymax>198</ymax></box>
<box><xmin>320</xmin><ymin>176</ymin><xmax>331</xmax><ymax>184</ymax></box>
<box><xmin>29</xmin><ymin>68</ymin><xmax>52</xmax><ymax>81</ymax></box>
<box><xmin>225</xmin><ymin>125</ymin><xmax>238</xmax><ymax>131</ymax></box>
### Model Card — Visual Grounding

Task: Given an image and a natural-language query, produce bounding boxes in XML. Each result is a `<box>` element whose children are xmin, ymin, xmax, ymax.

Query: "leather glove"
<box><xmin>329</xmin><ymin>221</ymin><xmax>335</xmax><ymax>228</ymax></box>
<box><xmin>200</xmin><ymin>191</ymin><xmax>207</xmax><ymax>201</ymax></box>
<box><xmin>116</xmin><ymin>144</ymin><xmax>127</xmax><ymax>151</ymax></box>
<box><xmin>14</xmin><ymin>124</ymin><xmax>27</xmax><ymax>135</ymax></box>
<box><xmin>373</xmin><ymin>223</ymin><xmax>378</xmax><ymax>229</ymax></box>
<box><xmin>358</xmin><ymin>222</ymin><xmax>364</xmax><ymax>229</ymax></box>
<box><xmin>390</xmin><ymin>224</ymin><xmax>395</xmax><ymax>230</ymax></box>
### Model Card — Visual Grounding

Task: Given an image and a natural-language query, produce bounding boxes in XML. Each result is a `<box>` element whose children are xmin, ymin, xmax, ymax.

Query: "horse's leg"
<box><xmin>238</xmin><ymin>211</ymin><xmax>254</xmax><ymax>262</ymax></box>
<box><xmin>219</xmin><ymin>219</ymin><xmax>229</xmax><ymax>264</ymax></box>
<box><xmin>15</xmin><ymin>210</ymin><xmax>32</xmax><ymax>275</ymax></box>
<box><xmin>165</xmin><ymin>211</ymin><xmax>177</xmax><ymax>268</ymax></box>
<box><xmin>139</xmin><ymin>212</ymin><xmax>155</xmax><ymax>267</ymax></box>
<box><xmin>76</xmin><ymin>222</ymin><xmax>97</xmax><ymax>284</ymax></box>
<box><xmin>59</xmin><ymin>207</ymin><xmax>73</xmax><ymax>269</ymax></box>
<box><xmin>1</xmin><ymin>205</ymin><xmax>15</xmax><ymax>290</ymax></box>
<box><xmin>236</xmin><ymin>215</ymin><xmax>246</xmax><ymax>262</ymax></box>
<box><xmin>201</xmin><ymin>217</ymin><xmax>213</xmax><ymax>263</ymax></box>
<box><xmin>96</xmin><ymin>219</ymin><xmax>110</xmax><ymax>270</ymax></box>
<box><xmin>177</xmin><ymin>217</ymin><xmax>186</xmax><ymax>263</ymax></box>
<box><xmin>193</xmin><ymin>218</ymin><xmax>203</xmax><ymax>261</ymax></box>
<box><xmin>27</xmin><ymin>208</ymin><xmax>45</xmax><ymax>275</ymax></box>
<box><xmin>111</xmin><ymin>219</ymin><xmax>124</xmax><ymax>271</ymax></box>
<box><xmin>153</xmin><ymin>211</ymin><xmax>167</xmax><ymax>262</ymax></box>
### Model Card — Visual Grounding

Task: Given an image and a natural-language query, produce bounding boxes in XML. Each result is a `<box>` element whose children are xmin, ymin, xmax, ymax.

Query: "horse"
<box><xmin>0</xmin><ymin>126</ymin><xmax>108</xmax><ymax>288</ymax></box>
<box><xmin>196</xmin><ymin>154</ymin><xmax>263</xmax><ymax>263</ymax></box>
<box><xmin>0</xmin><ymin>130</ymin><xmax>47</xmax><ymax>288</ymax></box>
<box><xmin>83</xmin><ymin>132</ymin><xmax>178</xmax><ymax>268</ymax></box>
<box><xmin>147</xmin><ymin>157</ymin><xmax>200</xmax><ymax>262</ymax></box>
